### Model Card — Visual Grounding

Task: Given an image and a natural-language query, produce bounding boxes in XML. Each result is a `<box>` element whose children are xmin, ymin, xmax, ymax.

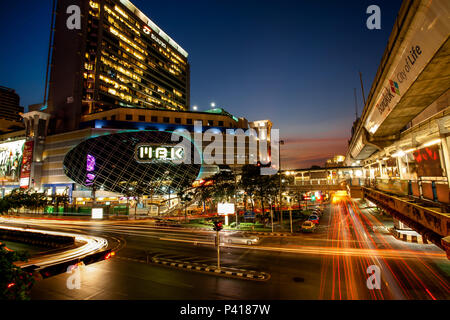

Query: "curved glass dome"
<box><xmin>63</xmin><ymin>130</ymin><xmax>201</xmax><ymax>195</ymax></box>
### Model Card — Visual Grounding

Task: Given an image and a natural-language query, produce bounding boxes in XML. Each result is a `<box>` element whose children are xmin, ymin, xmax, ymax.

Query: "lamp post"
<box><xmin>289</xmin><ymin>197</ymin><xmax>293</xmax><ymax>233</ymax></box>
<box><xmin>270</xmin><ymin>199</ymin><xmax>274</xmax><ymax>233</ymax></box>
<box><xmin>278</xmin><ymin>140</ymin><xmax>285</xmax><ymax>227</ymax></box>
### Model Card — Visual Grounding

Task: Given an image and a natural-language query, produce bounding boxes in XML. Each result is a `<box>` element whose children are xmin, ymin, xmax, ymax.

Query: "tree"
<box><xmin>3</xmin><ymin>189</ymin><xmax>27</xmax><ymax>213</ymax></box>
<box><xmin>0</xmin><ymin>243</ymin><xmax>35</xmax><ymax>300</ymax></box>
<box><xmin>0</xmin><ymin>198</ymin><xmax>11</xmax><ymax>215</ymax></box>
<box><xmin>239</xmin><ymin>165</ymin><xmax>278</xmax><ymax>219</ymax></box>
<box><xmin>210</xmin><ymin>170</ymin><xmax>237</xmax><ymax>204</ymax></box>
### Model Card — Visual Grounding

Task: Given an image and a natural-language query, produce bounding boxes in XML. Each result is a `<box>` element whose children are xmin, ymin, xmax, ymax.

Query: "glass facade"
<box><xmin>83</xmin><ymin>0</ymin><xmax>189</xmax><ymax>115</ymax></box>
<box><xmin>63</xmin><ymin>131</ymin><xmax>201</xmax><ymax>195</ymax></box>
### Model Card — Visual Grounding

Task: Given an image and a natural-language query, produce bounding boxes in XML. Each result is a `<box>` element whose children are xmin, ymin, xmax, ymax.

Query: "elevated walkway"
<box><xmin>361</xmin><ymin>187</ymin><xmax>450</xmax><ymax>258</ymax></box>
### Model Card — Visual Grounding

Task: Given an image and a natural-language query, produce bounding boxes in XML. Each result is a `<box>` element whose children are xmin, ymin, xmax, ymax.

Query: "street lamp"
<box><xmin>278</xmin><ymin>140</ymin><xmax>285</xmax><ymax>226</ymax></box>
<box><xmin>193</xmin><ymin>105</ymin><xmax>198</xmax><ymax>111</ymax></box>
<box><xmin>210</xmin><ymin>102</ymin><xmax>216</xmax><ymax>108</ymax></box>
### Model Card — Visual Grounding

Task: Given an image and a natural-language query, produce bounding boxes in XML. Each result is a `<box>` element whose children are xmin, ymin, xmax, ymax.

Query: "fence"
<box><xmin>356</xmin><ymin>178</ymin><xmax>449</xmax><ymax>205</ymax></box>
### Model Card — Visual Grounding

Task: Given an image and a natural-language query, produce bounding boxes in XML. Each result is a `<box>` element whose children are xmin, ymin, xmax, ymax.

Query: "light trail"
<box><xmin>0</xmin><ymin>225</ymin><xmax>108</xmax><ymax>269</ymax></box>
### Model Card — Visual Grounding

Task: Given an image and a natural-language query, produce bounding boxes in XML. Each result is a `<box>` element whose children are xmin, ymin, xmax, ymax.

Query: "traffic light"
<box><xmin>213</xmin><ymin>221</ymin><xmax>223</xmax><ymax>232</ymax></box>
<box><xmin>256</xmin><ymin>161</ymin><xmax>271</xmax><ymax>167</ymax></box>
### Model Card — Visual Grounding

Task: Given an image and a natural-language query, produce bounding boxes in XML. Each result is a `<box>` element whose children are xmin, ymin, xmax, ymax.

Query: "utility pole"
<box><xmin>270</xmin><ymin>199</ymin><xmax>274</xmax><ymax>233</ymax></box>
<box><xmin>234</xmin><ymin>169</ymin><xmax>238</xmax><ymax>228</ymax></box>
<box><xmin>213</xmin><ymin>221</ymin><xmax>223</xmax><ymax>270</ymax></box>
<box><xmin>216</xmin><ymin>230</ymin><xmax>220</xmax><ymax>270</ymax></box>
<box><xmin>278</xmin><ymin>140</ymin><xmax>285</xmax><ymax>226</ymax></box>
<box><xmin>289</xmin><ymin>198</ymin><xmax>293</xmax><ymax>233</ymax></box>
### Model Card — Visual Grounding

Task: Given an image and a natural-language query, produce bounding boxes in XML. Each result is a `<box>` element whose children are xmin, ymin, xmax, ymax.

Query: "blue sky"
<box><xmin>0</xmin><ymin>0</ymin><xmax>402</xmax><ymax>168</ymax></box>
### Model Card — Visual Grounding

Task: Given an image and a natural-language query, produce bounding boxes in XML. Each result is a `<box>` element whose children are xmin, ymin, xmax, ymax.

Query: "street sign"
<box><xmin>218</xmin><ymin>202</ymin><xmax>235</xmax><ymax>215</ymax></box>
<box><xmin>244</xmin><ymin>211</ymin><xmax>255</xmax><ymax>219</ymax></box>
<box><xmin>92</xmin><ymin>208</ymin><xmax>103</xmax><ymax>219</ymax></box>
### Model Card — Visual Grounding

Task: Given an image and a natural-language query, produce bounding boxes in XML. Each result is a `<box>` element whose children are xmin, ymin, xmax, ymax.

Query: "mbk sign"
<box><xmin>133</xmin><ymin>122</ymin><xmax>282</xmax><ymax>175</ymax></box>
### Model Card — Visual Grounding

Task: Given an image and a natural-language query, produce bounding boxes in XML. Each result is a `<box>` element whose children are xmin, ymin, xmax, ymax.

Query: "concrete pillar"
<box><xmin>378</xmin><ymin>161</ymin><xmax>382</xmax><ymax>179</ymax></box>
<box><xmin>393</xmin><ymin>217</ymin><xmax>412</xmax><ymax>230</ymax></box>
<box><xmin>23</xmin><ymin>111</ymin><xmax>51</xmax><ymax>190</ymax></box>
<box><xmin>397</xmin><ymin>157</ymin><xmax>406</xmax><ymax>180</ymax></box>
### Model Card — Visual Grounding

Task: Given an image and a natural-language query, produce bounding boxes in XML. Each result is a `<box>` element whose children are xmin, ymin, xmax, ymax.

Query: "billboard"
<box><xmin>19</xmin><ymin>141</ymin><xmax>34</xmax><ymax>188</ymax></box>
<box><xmin>0</xmin><ymin>139</ymin><xmax>25</xmax><ymax>182</ymax></box>
<box><xmin>413</xmin><ymin>146</ymin><xmax>443</xmax><ymax>177</ymax></box>
<box><xmin>218</xmin><ymin>202</ymin><xmax>235</xmax><ymax>215</ymax></box>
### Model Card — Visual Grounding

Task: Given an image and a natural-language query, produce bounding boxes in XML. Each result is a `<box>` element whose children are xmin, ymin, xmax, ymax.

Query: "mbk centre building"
<box><xmin>0</xmin><ymin>0</ymin><xmax>276</xmax><ymax>213</ymax></box>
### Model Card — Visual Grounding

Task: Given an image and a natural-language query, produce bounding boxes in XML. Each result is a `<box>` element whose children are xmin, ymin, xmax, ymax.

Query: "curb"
<box><xmin>180</xmin><ymin>227</ymin><xmax>297</xmax><ymax>237</ymax></box>
<box><xmin>152</xmin><ymin>258</ymin><xmax>270</xmax><ymax>281</ymax></box>
<box><xmin>245</xmin><ymin>232</ymin><xmax>296</xmax><ymax>237</ymax></box>
<box><xmin>390</xmin><ymin>228</ymin><xmax>429</xmax><ymax>244</ymax></box>
<box><xmin>117</xmin><ymin>256</ymin><xmax>270</xmax><ymax>281</ymax></box>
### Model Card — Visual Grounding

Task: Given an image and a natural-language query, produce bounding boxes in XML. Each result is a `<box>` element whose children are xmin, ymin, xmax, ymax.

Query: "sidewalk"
<box><xmin>390</xmin><ymin>228</ymin><xmax>430</xmax><ymax>244</ymax></box>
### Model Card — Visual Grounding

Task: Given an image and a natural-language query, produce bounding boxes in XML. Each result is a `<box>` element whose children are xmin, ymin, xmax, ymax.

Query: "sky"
<box><xmin>0</xmin><ymin>0</ymin><xmax>403</xmax><ymax>169</ymax></box>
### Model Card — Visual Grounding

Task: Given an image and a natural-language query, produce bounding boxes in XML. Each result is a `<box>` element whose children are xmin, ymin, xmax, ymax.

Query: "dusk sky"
<box><xmin>0</xmin><ymin>0</ymin><xmax>402</xmax><ymax>168</ymax></box>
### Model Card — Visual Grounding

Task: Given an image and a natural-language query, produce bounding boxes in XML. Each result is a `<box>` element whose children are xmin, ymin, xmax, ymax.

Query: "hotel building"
<box><xmin>48</xmin><ymin>0</ymin><xmax>190</xmax><ymax>133</ymax></box>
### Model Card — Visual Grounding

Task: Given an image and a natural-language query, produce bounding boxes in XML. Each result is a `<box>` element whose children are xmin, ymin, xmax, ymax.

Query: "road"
<box><xmin>1</xmin><ymin>197</ymin><xmax>448</xmax><ymax>300</ymax></box>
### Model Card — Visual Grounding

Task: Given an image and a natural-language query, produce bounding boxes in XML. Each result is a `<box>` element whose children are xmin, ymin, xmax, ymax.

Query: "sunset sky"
<box><xmin>0</xmin><ymin>0</ymin><xmax>403</xmax><ymax>168</ymax></box>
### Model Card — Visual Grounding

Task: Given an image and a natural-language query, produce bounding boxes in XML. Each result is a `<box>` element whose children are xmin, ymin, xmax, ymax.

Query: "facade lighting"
<box><xmin>392</xmin><ymin>150</ymin><xmax>405</xmax><ymax>157</ymax></box>
<box><xmin>422</xmin><ymin>138</ymin><xmax>441</xmax><ymax>148</ymax></box>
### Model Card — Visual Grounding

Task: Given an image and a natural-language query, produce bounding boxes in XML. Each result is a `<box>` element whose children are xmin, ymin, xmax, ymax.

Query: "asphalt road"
<box><xmin>2</xmin><ymin>197</ymin><xmax>448</xmax><ymax>300</ymax></box>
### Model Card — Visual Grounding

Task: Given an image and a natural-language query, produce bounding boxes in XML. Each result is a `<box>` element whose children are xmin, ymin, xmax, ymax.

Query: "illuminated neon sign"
<box><xmin>143</xmin><ymin>25</ymin><xmax>151</xmax><ymax>34</ymax></box>
<box><xmin>86</xmin><ymin>154</ymin><xmax>96</xmax><ymax>186</ymax></box>
<box><xmin>136</xmin><ymin>145</ymin><xmax>184</xmax><ymax>162</ymax></box>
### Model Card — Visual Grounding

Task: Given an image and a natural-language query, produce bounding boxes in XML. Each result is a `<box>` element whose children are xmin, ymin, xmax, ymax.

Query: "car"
<box><xmin>224</xmin><ymin>233</ymin><xmax>261</xmax><ymax>245</ymax></box>
<box><xmin>301</xmin><ymin>221</ymin><xmax>317</xmax><ymax>233</ymax></box>
<box><xmin>312</xmin><ymin>209</ymin><xmax>323</xmax><ymax>216</ymax></box>
<box><xmin>308</xmin><ymin>214</ymin><xmax>320</xmax><ymax>224</ymax></box>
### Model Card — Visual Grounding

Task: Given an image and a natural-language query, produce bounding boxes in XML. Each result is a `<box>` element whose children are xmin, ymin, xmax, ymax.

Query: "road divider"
<box><xmin>0</xmin><ymin>227</ymin><xmax>75</xmax><ymax>248</ymax></box>
<box><xmin>116</xmin><ymin>254</ymin><xmax>270</xmax><ymax>281</ymax></box>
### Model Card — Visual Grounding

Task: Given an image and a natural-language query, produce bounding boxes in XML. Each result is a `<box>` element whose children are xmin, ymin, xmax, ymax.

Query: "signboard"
<box><xmin>413</xmin><ymin>146</ymin><xmax>443</xmax><ymax>177</ymax></box>
<box><xmin>136</xmin><ymin>144</ymin><xmax>184</xmax><ymax>162</ymax></box>
<box><xmin>0</xmin><ymin>139</ymin><xmax>25</xmax><ymax>182</ymax></box>
<box><xmin>365</xmin><ymin>1</ymin><xmax>450</xmax><ymax>135</ymax></box>
<box><xmin>19</xmin><ymin>141</ymin><xmax>34</xmax><ymax>188</ymax></box>
<box><xmin>218</xmin><ymin>202</ymin><xmax>235</xmax><ymax>215</ymax></box>
<box><xmin>92</xmin><ymin>208</ymin><xmax>104</xmax><ymax>219</ymax></box>
<box><xmin>244</xmin><ymin>211</ymin><xmax>255</xmax><ymax>219</ymax></box>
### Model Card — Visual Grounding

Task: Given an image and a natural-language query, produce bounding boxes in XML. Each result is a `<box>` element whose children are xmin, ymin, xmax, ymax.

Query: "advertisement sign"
<box><xmin>364</xmin><ymin>1</ymin><xmax>450</xmax><ymax>135</ymax></box>
<box><xmin>218</xmin><ymin>202</ymin><xmax>235</xmax><ymax>215</ymax></box>
<box><xmin>413</xmin><ymin>146</ymin><xmax>443</xmax><ymax>177</ymax></box>
<box><xmin>92</xmin><ymin>208</ymin><xmax>104</xmax><ymax>219</ymax></box>
<box><xmin>0</xmin><ymin>139</ymin><xmax>25</xmax><ymax>182</ymax></box>
<box><xmin>19</xmin><ymin>141</ymin><xmax>34</xmax><ymax>188</ymax></box>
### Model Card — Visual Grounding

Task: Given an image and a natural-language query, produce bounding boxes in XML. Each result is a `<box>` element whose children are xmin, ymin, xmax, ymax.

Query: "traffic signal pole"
<box><xmin>289</xmin><ymin>204</ymin><xmax>293</xmax><ymax>233</ymax></box>
<box><xmin>216</xmin><ymin>230</ymin><xmax>220</xmax><ymax>270</ymax></box>
<box><xmin>213</xmin><ymin>222</ymin><xmax>223</xmax><ymax>270</ymax></box>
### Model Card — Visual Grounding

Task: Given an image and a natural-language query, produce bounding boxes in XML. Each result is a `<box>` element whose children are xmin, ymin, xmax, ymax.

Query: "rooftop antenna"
<box><xmin>359</xmin><ymin>71</ymin><xmax>366</xmax><ymax>106</ymax></box>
